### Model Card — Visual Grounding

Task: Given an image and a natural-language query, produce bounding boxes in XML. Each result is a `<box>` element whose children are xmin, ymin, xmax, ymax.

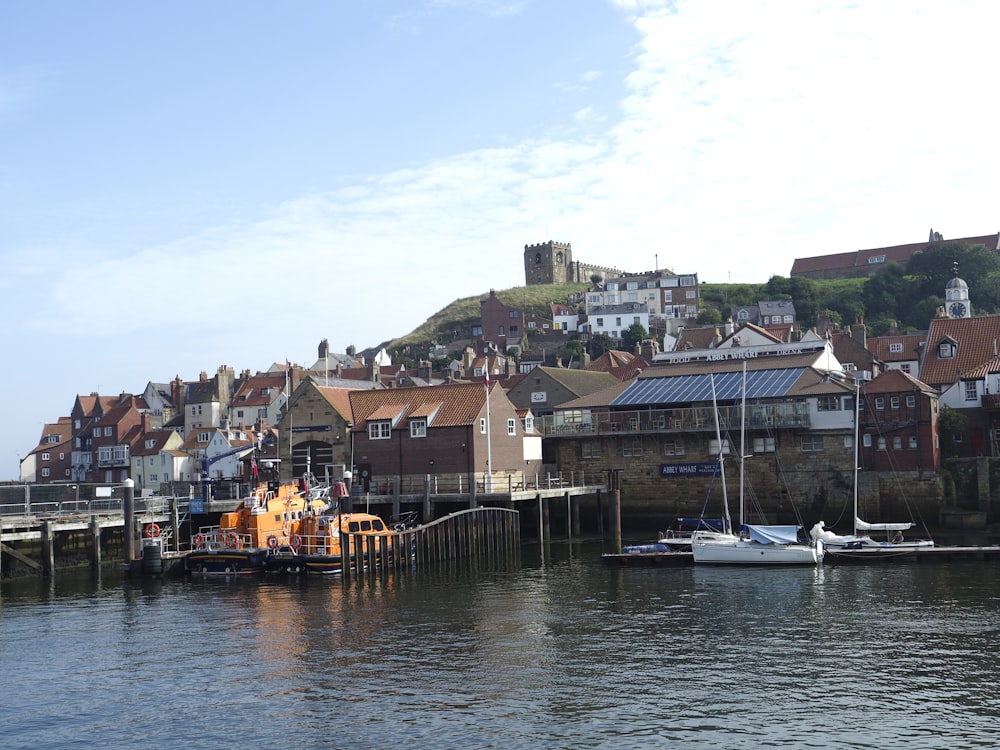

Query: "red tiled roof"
<box><xmin>349</xmin><ymin>383</ymin><xmax>489</xmax><ymax>429</ymax></box>
<box><xmin>792</xmin><ymin>234</ymin><xmax>1000</xmax><ymax>276</ymax></box>
<box><xmin>867</xmin><ymin>333</ymin><xmax>925</xmax><ymax>363</ymax></box>
<box><xmin>919</xmin><ymin>315</ymin><xmax>1000</xmax><ymax>387</ymax></box>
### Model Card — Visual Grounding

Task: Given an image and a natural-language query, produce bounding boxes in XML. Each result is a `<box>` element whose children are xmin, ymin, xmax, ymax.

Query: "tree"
<box><xmin>590</xmin><ymin>273</ymin><xmax>603</xmax><ymax>290</ymax></box>
<box><xmin>862</xmin><ymin>263</ymin><xmax>910</xmax><ymax>320</ymax></box>
<box><xmin>906</xmin><ymin>241</ymin><xmax>1000</xmax><ymax>298</ymax></box>
<box><xmin>697</xmin><ymin>307</ymin><xmax>722</xmax><ymax>325</ymax></box>
<box><xmin>621</xmin><ymin>323</ymin><xmax>648</xmax><ymax>353</ymax></box>
<box><xmin>560</xmin><ymin>339</ymin><xmax>584</xmax><ymax>365</ymax></box>
<box><xmin>589</xmin><ymin>333</ymin><xmax>613</xmax><ymax>358</ymax></box>
<box><xmin>938</xmin><ymin>407</ymin><xmax>968</xmax><ymax>460</ymax></box>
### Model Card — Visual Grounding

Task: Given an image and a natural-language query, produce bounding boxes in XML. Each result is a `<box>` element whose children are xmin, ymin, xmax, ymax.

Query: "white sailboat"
<box><xmin>692</xmin><ymin>366</ymin><xmax>824</xmax><ymax>566</ymax></box>
<box><xmin>809</xmin><ymin>376</ymin><xmax>934</xmax><ymax>558</ymax></box>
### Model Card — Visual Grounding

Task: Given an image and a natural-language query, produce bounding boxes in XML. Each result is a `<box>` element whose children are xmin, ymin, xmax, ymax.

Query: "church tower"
<box><xmin>524</xmin><ymin>241</ymin><xmax>573</xmax><ymax>285</ymax></box>
<box><xmin>945</xmin><ymin>266</ymin><xmax>971</xmax><ymax>319</ymax></box>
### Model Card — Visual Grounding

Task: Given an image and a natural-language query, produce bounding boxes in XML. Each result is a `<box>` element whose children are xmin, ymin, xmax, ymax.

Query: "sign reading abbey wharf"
<box><xmin>660</xmin><ymin>462</ymin><xmax>720</xmax><ymax>477</ymax></box>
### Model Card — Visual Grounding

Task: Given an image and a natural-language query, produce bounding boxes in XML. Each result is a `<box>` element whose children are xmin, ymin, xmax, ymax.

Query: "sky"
<box><xmin>2</xmin><ymin>0</ymin><xmax>998</xmax><ymax>479</ymax></box>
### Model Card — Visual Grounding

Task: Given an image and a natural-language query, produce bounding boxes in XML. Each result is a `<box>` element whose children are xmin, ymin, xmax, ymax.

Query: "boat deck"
<box><xmin>603</xmin><ymin>545</ymin><xmax>1000</xmax><ymax>567</ymax></box>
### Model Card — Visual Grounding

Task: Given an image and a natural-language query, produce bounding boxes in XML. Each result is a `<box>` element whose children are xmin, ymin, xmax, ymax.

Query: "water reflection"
<box><xmin>2</xmin><ymin>546</ymin><xmax>1000</xmax><ymax>749</ymax></box>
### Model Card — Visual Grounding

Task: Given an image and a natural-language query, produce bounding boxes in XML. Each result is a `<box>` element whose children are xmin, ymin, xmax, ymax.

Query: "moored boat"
<box><xmin>186</xmin><ymin>476</ymin><xmax>329</xmax><ymax>576</ymax></box>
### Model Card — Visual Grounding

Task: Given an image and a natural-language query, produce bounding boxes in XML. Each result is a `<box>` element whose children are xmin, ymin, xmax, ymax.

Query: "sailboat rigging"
<box><xmin>692</xmin><ymin>364</ymin><xmax>824</xmax><ymax>566</ymax></box>
<box><xmin>810</xmin><ymin>374</ymin><xmax>934</xmax><ymax>559</ymax></box>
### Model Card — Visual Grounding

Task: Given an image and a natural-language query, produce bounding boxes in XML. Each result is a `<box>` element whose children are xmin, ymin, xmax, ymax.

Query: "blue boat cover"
<box><xmin>743</xmin><ymin>525</ymin><xmax>801</xmax><ymax>545</ymax></box>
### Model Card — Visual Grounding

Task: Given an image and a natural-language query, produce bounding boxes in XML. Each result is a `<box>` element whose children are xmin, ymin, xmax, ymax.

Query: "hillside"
<box><xmin>389</xmin><ymin>283</ymin><xmax>590</xmax><ymax>348</ymax></box>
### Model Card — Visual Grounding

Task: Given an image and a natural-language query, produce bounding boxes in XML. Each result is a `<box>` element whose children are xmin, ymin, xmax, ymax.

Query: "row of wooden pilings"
<box><xmin>338</xmin><ymin>506</ymin><xmax>522</xmax><ymax>581</ymax></box>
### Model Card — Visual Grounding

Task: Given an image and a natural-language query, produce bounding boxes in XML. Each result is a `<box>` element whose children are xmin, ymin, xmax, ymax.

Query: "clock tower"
<box><xmin>945</xmin><ymin>270</ymin><xmax>970</xmax><ymax>319</ymax></box>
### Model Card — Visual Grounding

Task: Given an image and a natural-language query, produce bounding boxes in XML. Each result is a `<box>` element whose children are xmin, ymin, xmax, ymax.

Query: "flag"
<box><xmin>251</xmin><ymin>455</ymin><xmax>259</xmax><ymax>479</ymax></box>
<box><xmin>484</xmin><ymin>365</ymin><xmax>490</xmax><ymax>391</ymax></box>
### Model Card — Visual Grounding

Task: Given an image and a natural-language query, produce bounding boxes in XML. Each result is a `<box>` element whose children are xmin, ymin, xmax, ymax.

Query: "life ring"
<box><xmin>267</xmin><ymin>535</ymin><xmax>279</xmax><ymax>549</ymax></box>
<box><xmin>226</xmin><ymin>532</ymin><xmax>240</xmax><ymax>547</ymax></box>
<box><xmin>289</xmin><ymin>534</ymin><xmax>302</xmax><ymax>551</ymax></box>
<box><xmin>144</xmin><ymin>523</ymin><xmax>161</xmax><ymax>538</ymax></box>
<box><xmin>193</xmin><ymin>533</ymin><xmax>205</xmax><ymax>548</ymax></box>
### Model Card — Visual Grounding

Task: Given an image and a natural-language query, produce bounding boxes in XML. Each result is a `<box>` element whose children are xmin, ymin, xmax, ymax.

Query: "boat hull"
<box><xmin>186</xmin><ymin>548</ymin><xmax>268</xmax><ymax>575</ymax></box>
<box><xmin>692</xmin><ymin>540</ymin><xmax>822</xmax><ymax>565</ymax></box>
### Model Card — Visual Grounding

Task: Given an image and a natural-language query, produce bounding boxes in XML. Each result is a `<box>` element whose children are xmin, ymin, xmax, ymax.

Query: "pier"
<box><xmin>1</xmin><ymin>474</ymin><xmax>605</xmax><ymax>577</ymax></box>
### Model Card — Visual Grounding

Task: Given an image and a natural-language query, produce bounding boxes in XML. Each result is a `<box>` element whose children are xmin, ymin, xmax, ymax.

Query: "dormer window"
<box><xmin>938</xmin><ymin>340</ymin><xmax>957</xmax><ymax>359</ymax></box>
<box><xmin>889</xmin><ymin>343</ymin><xmax>903</xmax><ymax>353</ymax></box>
<box><xmin>868</xmin><ymin>255</ymin><xmax>886</xmax><ymax>264</ymax></box>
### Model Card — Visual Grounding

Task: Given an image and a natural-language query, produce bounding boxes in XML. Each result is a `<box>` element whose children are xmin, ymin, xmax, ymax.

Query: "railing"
<box><xmin>538</xmin><ymin>403</ymin><xmax>811</xmax><ymax>437</ymax></box>
<box><xmin>983</xmin><ymin>393</ymin><xmax>1000</xmax><ymax>410</ymax></box>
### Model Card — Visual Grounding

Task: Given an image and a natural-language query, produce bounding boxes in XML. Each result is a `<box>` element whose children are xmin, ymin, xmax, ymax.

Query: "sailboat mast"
<box><xmin>853</xmin><ymin>376</ymin><xmax>861</xmax><ymax>536</ymax></box>
<box><xmin>709</xmin><ymin>373</ymin><xmax>732</xmax><ymax>533</ymax></box>
<box><xmin>740</xmin><ymin>362</ymin><xmax>747</xmax><ymax>528</ymax></box>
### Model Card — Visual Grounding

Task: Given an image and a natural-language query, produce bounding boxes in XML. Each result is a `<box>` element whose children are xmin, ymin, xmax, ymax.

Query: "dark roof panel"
<box><xmin>611</xmin><ymin>368</ymin><xmax>806</xmax><ymax>406</ymax></box>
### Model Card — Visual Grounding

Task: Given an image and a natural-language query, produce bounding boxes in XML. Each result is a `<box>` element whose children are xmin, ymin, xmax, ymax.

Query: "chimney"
<box><xmin>319</xmin><ymin>338</ymin><xmax>329</xmax><ymax>359</ymax></box>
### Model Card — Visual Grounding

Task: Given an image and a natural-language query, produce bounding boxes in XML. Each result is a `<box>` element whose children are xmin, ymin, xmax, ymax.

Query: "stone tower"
<box><xmin>524</xmin><ymin>241</ymin><xmax>573</xmax><ymax>285</ymax></box>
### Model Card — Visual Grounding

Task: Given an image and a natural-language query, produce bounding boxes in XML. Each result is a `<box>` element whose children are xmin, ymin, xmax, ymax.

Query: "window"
<box><xmin>800</xmin><ymin>435</ymin><xmax>824</xmax><ymax>452</ymax></box>
<box><xmin>622</xmin><ymin>439</ymin><xmax>643</xmax><ymax>457</ymax></box>
<box><xmin>753</xmin><ymin>437</ymin><xmax>776</xmax><ymax>453</ymax></box>
<box><xmin>817</xmin><ymin>396</ymin><xmax>841</xmax><ymax>411</ymax></box>
<box><xmin>42</xmin><ymin>467</ymin><xmax>50</xmax><ymax>477</ymax></box>
<box><xmin>709</xmin><ymin>438</ymin><xmax>731</xmax><ymax>455</ymax></box>
<box><xmin>906</xmin><ymin>395</ymin><xmax>916</xmax><ymax>408</ymax></box>
<box><xmin>41</xmin><ymin>452</ymin><xmax>50</xmax><ymax>461</ymax></box>
<box><xmin>890</xmin><ymin>396</ymin><xmax>900</xmax><ymax>409</ymax></box>
<box><xmin>59</xmin><ymin>452</ymin><xmax>64</xmax><ymax>460</ymax></box>
<box><xmin>409</xmin><ymin>419</ymin><xmax>427</xmax><ymax>438</ymax></box>
<box><xmin>909</xmin><ymin>435</ymin><xmax>918</xmax><ymax>449</ymax></box>
<box><xmin>783</xmin><ymin>315</ymin><xmax>793</xmax><ymax>324</ymax></box>
<box><xmin>498</xmin><ymin>326</ymin><xmax>504</xmax><ymax>336</ymax></box>
<box><xmin>889</xmin><ymin>342</ymin><xmax>903</xmax><ymax>353</ymax></box>
<box><xmin>582</xmin><ymin>442</ymin><xmax>601</xmax><ymax>459</ymax></box>
<box><xmin>663</xmin><ymin>439</ymin><xmax>685</xmax><ymax>456</ymax></box>
<box><xmin>198</xmin><ymin>432</ymin><xmax>210</xmax><ymax>443</ymax></box>
<box><xmin>863</xmin><ymin>433</ymin><xmax>873</xmax><ymax>448</ymax></box>
<box><xmin>509</xmin><ymin>310</ymin><xmax>518</xmax><ymax>318</ymax></box>
<box><xmin>878</xmin><ymin>437</ymin><xmax>887</xmax><ymax>450</ymax></box>
<box><xmin>938</xmin><ymin>341</ymin><xmax>956</xmax><ymax>358</ymax></box>
<box><xmin>893</xmin><ymin>436</ymin><xmax>902</xmax><ymax>450</ymax></box>
<box><xmin>507</xmin><ymin>418</ymin><xmax>516</xmax><ymax>436</ymax></box>
<box><xmin>874</xmin><ymin>397</ymin><xmax>885</xmax><ymax>410</ymax></box>
<box><xmin>150</xmin><ymin>474</ymin><xmax>158</xmax><ymax>482</ymax></box>
<box><xmin>46</xmin><ymin>435</ymin><xmax>58</xmax><ymax>444</ymax></box>
<box><xmin>596</xmin><ymin>318</ymin><xmax>604</xmax><ymax>327</ymax></box>
<box><xmin>900</xmin><ymin>363</ymin><xmax>912</xmax><ymax>374</ymax></box>
<box><xmin>524</xmin><ymin>415</ymin><xmax>534</xmax><ymax>431</ymax></box>
<box><xmin>472</xmin><ymin>325</ymin><xmax>483</xmax><ymax>337</ymax></box>
<box><xmin>868</xmin><ymin>255</ymin><xmax>886</xmax><ymax>264</ymax></box>
<box><xmin>104</xmin><ymin>426</ymin><xmax>113</xmax><ymax>437</ymax></box>
<box><xmin>615</xmin><ymin>317</ymin><xmax>622</xmax><ymax>327</ymax></box>
<box><xmin>686</xmin><ymin>290</ymin><xmax>696</xmax><ymax>299</ymax></box>
<box><xmin>148</xmin><ymin>456</ymin><xmax>154</xmax><ymax>467</ymax></box>
<box><xmin>480</xmin><ymin>418</ymin><xmax>487</xmax><ymax>434</ymax></box>
<box><xmin>368</xmin><ymin>421</ymin><xmax>391</xmax><ymax>439</ymax></box>
<box><xmin>965</xmin><ymin>381</ymin><xmax>977</xmax><ymax>401</ymax></box>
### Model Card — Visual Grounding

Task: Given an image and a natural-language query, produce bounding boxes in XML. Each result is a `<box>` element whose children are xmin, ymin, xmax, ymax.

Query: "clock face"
<box><xmin>950</xmin><ymin>302</ymin><xmax>967</xmax><ymax>317</ymax></box>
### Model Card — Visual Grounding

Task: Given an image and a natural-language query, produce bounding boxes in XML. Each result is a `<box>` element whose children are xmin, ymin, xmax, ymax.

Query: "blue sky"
<box><xmin>2</xmin><ymin>0</ymin><xmax>998</xmax><ymax>478</ymax></box>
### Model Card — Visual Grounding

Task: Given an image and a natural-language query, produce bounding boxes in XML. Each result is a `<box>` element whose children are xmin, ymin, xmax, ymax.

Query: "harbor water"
<box><xmin>1</xmin><ymin>541</ymin><xmax>999</xmax><ymax>749</ymax></box>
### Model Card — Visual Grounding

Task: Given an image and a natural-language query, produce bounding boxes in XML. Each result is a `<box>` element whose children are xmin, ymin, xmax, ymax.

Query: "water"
<box><xmin>2</xmin><ymin>542</ymin><xmax>999</xmax><ymax>749</ymax></box>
